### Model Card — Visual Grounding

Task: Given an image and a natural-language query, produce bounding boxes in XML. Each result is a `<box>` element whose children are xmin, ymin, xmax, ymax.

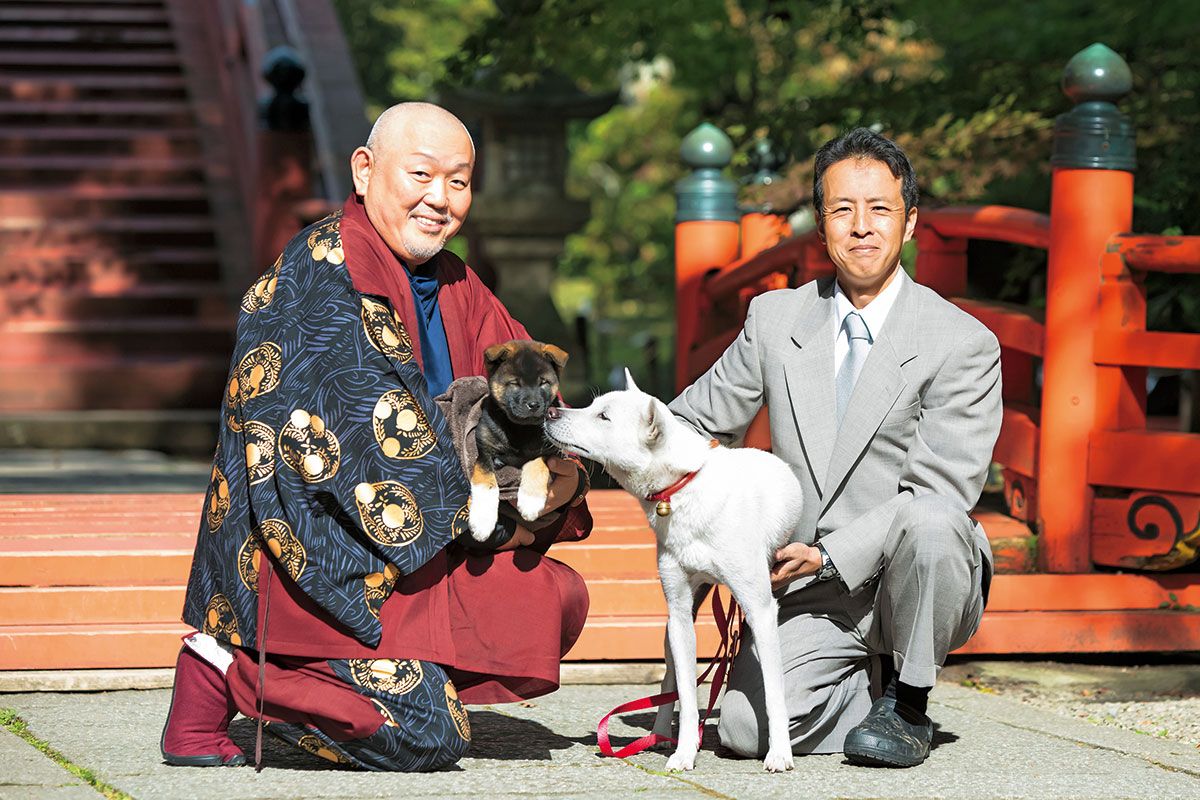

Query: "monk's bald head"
<box><xmin>350</xmin><ymin>103</ymin><xmax>474</xmax><ymax>265</ymax></box>
<box><xmin>364</xmin><ymin>102</ymin><xmax>475</xmax><ymax>158</ymax></box>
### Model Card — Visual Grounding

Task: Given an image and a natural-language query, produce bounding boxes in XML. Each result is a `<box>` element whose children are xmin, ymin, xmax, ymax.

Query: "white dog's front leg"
<box><xmin>652</xmin><ymin>583</ymin><xmax>711</xmax><ymax>743</ymax></box>
<box><xmin>652</xmin><ymin>627</ymin><xmax>677</xmax><ymax>742</ymax></box>
<box><xmin>660</xmin><ymin>563</ymin><xmax>700</xmax><ymax>771</ymax></box>
<box><xmin>736</xmin><ymin>585</ymin><xmax>793</xmax><ymax>772</ymax></box>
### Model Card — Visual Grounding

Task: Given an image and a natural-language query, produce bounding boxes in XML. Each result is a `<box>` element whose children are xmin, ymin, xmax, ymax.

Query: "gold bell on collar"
<box><xmin>655</xmin><ymin>500</ymin><xmax>672</xmax><ymax>517</ymax></box>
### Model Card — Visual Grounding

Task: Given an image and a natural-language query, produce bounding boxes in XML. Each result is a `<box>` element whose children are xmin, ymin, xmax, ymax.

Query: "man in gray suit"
<box><xmin>669</xmin><ymin>128</ymin><xmax>1002</xmax><ymax>767</ymax></box>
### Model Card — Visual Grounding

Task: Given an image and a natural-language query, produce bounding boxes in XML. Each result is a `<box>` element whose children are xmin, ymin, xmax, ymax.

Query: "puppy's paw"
<box><xmin>468</xmin><ymin>467</ymin><xmax>501</xmax><ymax>542</ymax></box>
<box><xmin>467</xmin><ymin>502</ymin><xmax>498</xmax><ymax>542</ymax></box>
<box><xmin>467</xmin><ymin>484</ymin><xmax>500</xmax><ymax>542</ymax></box>
<box><xmin>762</xmin><ymin>748</ymin><xmax>794</xmax><ymax>773</ymax></box>
<box><xmin>665</xmin><ymin>747</ymin><xmax>696</xmax><ymax>772</ymax></box>
<box><xmin>516</xmin><ymin>487</ymin><xmax>546</xmax><ymax>521</ymax></box>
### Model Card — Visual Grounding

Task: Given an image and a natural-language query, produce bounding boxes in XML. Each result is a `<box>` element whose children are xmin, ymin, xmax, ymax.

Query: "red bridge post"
<box><xmin>1040</xmin><ymin>44</ymin><xmax>1137</xmax><ymax>573</ymax></box>
<box><xmin>674</xmin><ymin>124</ymin><xmax>740</xmax><ymax>392</ymax></box>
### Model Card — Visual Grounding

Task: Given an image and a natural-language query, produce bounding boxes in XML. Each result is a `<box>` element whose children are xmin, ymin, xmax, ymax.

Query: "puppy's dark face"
<box><xmin>483</xmin><ymin>340</ymin><xmax>568</xmax><ymax>425</ymax></box>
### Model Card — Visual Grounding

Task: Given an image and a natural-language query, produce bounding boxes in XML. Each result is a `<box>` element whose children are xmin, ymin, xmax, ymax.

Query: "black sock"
<box><xmin>892</xmin><ymin>679</ymin><xmax>930</xmax><ymax>724</ymax></box>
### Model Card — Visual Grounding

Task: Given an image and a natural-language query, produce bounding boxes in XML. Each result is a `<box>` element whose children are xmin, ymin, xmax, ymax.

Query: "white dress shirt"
<box><xmin>833</xmin><ymin>266</ymin><xmax>907</xmax><ymax>374</ymax></box>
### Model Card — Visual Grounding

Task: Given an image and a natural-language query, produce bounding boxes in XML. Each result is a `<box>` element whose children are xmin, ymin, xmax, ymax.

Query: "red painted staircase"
<box><xmin>5</xmin><ymin>489</ymin><xmax>1197</xmax><ymax>671</ymax></box>
<box><xmin>0</xmin><ymin>0</ymin><xmax>234</xmax><ymax>450</ymax></box>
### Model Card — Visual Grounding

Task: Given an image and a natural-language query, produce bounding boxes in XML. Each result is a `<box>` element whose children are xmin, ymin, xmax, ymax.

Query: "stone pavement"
<box><xmin>3</xmin><ymin>681</ymin><xmax>1200</xmax><ymax>800</ymax></box>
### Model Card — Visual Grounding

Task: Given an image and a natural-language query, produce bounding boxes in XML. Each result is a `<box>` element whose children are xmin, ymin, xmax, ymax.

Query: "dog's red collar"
<box><xmin>645</xmin><ymin>440</ymin><xmax>718</xmax><ymax>516</ymax></box>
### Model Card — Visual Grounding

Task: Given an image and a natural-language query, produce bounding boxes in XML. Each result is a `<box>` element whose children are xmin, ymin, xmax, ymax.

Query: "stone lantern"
<box><xmin>439</xmin><ymin>70</ymin><xmax>615</xmax><ymax>397</ymax></box>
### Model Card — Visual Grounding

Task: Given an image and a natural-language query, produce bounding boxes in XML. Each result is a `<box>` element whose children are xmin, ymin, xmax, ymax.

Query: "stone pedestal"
<box><xmin>465</xmin><ymin>196</ymin><xmax>590</xmax><ymax>399</ymax></box>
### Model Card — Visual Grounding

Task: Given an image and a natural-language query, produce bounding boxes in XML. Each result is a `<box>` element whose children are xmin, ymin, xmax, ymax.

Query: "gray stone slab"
<box><xmin>0</xmin><ymin>788</ymin><xmax>102</xmax><ymax>800</ymax></box>
<box><xmin>0</xmin><ymin>728</ymin><xmax>95</xmax><ymax>799</ymax></box>
<box><xmin>0</xmin><ymin>670</ymin><xmax>175</xmax><ymax>693</ymax></box>
<box><xmin>2</xmin><ymin>682</ymin><xmax>1199</xmax><ymax>800</ymax></box>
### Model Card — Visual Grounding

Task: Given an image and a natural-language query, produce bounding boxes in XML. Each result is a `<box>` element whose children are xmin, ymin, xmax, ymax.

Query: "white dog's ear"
<box><xmin>624</xmin><ymin>367</ymin><xmax>640</xmax><ymax>392</ymax></box>
<box><xmin>644</xmin><ymin>399</ymin><xmax>663</xmax><ymax>447</ymax></box>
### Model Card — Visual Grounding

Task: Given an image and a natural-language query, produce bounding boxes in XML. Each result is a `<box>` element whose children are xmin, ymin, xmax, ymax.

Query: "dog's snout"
<box><xmin>546</xmin><ymin>406</ymin><xmax>560</xmax><ymax>420</ymax></box>
<box><xmin>526</xmin><ymin>401</ymin><xmax>540</xmax><ymax>412</ymax></box>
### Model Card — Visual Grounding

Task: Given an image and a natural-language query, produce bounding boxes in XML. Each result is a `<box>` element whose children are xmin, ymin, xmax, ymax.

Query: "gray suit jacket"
<box><xmin>668</xmin><ymin>271</ymin><xmax>1003</xmax><ymax>595</ymax></box>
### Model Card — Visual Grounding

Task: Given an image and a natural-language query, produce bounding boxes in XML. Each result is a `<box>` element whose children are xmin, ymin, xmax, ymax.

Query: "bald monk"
<box><xmin>161</xmin><ymin>103</ymin><xmax>591</xmax><ymax>772</ymax></box>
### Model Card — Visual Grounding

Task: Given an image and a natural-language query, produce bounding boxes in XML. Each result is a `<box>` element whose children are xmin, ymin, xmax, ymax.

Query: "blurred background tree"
<box><xmin>333</xmin><ymin>0</ymin><xmax>1200</xmax><ymax>391</ymax></box>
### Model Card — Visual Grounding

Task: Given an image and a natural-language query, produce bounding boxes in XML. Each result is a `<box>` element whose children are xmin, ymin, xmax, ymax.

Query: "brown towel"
<box><xmin>434</xmin><ymin>377</ymin><xmax>579</xmax><ymax>531</ymax></box>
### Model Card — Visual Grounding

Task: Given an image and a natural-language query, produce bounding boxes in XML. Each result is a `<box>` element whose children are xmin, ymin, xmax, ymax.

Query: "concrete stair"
<box><xmin>0</xmin><ymin>0</ymin><xmax>232</xmax><ymax>452</ymax></box>
<box><xmin>0</xmin><ymin>490</ymin><xmax>1054</xmax><ymax>671</ymax></box>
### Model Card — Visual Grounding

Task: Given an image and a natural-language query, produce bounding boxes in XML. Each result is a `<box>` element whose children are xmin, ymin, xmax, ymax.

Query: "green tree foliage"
<box><xmin>335</xmin><ymin>0</ymin><xmax>1200</xmax><ymax>332</ymax></box>
<box><xmin>333</xmin><ymin>0</ymin><xmax>494</xmax><ymax>114</ymax></box>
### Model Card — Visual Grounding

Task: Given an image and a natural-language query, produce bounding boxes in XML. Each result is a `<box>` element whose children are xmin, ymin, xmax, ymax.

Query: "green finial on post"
<box><xmin>676</xmin><ymin>123</ymin><xmax>739</xmax><ymax>223</ymax></box>
<box><xmin>1051</xmin><ymin>43</ymin><xmax>1136</xmax><ymax>171</ymax></box>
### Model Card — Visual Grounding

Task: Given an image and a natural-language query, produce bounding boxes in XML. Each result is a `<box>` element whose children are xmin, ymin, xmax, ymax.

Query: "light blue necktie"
<box><xmin>836</xmin><ymin>311</ymin><xmax>872</xmax><ymax>423</ymax></box>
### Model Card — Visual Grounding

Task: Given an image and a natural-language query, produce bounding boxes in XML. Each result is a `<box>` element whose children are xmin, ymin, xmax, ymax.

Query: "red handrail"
<box><xmin>1109</xmin><ymin>234</ymin><xmax>1200</xmax><ymax>274</ymax></box>
<box><xmin>705</xmin><ymin>231</ymin><xmax>822</xmax><ymax>298</ymax></box>
<box><xmin>921</xmin><ymin>206</ymin><xmax>1051</xmax><ymax>250</ymax></box>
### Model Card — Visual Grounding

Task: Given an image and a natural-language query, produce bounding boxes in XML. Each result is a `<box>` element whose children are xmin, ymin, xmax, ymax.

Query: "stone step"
<box><xmin>0</xmin><ymin>585</ymin><xmax>185</xmax><ymax>626</ymax></box>
<box><xmin>0</xmin><ymin>98</ymin><xmax>191</xmax><ymax>117</ymax></box>
<box><xmin>0</xmin><ymin>25</ymin><xmax>174</xmax><ymax>46</ymax></box>
<box><xmin>0</xmin><ymin>6</ymin><xmax>169</xmax><ymax>24</ymax></box>
<box><xmin>0</xmin><ymin>623</ymin><xmax>191</xmax><ymax>670</ymax></box>
<box><xmin>0</xmin><ymin>213</ymin><xmax>213</xmax><ymax>233</ymax></box>
<box><xmin>2</xmin><ymin>244</ymin><xmax>222</xmax><ymax>285</ymax></box>
<box><xmin>0</xmin><ymin>411</ymin><xmax>217</xmax><ymax>455</ymax></box>
<box><xmin>0</xmin><ymin>222</ymin><xmax>216</xmax><ymax>251</ymax></box>
<box><xmin>0</xmin><ymin>73</ymin><xmax>186</xmax><ymax>95</ymax></box>
<box><xmin>2</xmin><ymin>283</ymin><xmax>231</xmax><ymax>323</ymax></box>
<box><xmin>0</xmin><ymin>187</ymin><xmax>209</xmax><ymax>216</ymax></box>
<box><xmin>0</xmin><ymin>356</ymin><xmax>228</xmax><ymax>411</ymax></box>
<box><xmin>0</xmin><ymin>318</ymin><xmax>234</xmax><ymax>363</ymax></box>
<box><xmin>0</xmin><ymin>50</ymin><xmax>180</xmax><ymax>68</ymax></box>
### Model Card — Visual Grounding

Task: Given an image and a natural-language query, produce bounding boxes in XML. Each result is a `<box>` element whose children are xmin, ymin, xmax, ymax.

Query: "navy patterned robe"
<box><xmin>182</xmin><ymin>212</ymin><xmax>471</xmax><ymax>649</ymax></box>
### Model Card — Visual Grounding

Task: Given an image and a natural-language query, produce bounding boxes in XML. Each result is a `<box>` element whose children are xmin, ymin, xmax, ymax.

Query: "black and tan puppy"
<box><xmin>467</xmin><ymin>339</ymin><xmax>569</xmax><ymax>541</ymax></box>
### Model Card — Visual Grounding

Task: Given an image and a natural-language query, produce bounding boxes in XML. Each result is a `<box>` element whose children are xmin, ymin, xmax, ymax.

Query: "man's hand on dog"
<box><xmin>541</xmin><ymin>456</ymin><xmax>585</xmax><ymax>514</ymax></box>
<box><xmin>769</xmin><ymin>543</ymin><xmax>823</xmax><ymax>589</ymax></box>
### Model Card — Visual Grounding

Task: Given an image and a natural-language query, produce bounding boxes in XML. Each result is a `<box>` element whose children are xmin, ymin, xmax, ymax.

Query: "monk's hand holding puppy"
<box><xmin>544</xmin><ymin>456</ymin><xmax>584</xmax><ymax>510</ymax></box>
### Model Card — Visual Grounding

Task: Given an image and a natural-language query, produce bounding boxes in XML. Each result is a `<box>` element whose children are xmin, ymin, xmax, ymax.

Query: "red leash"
<box><xmin>597</xmin><ymin>587</ymin><xmax>743</xmax><ymax>758</ymax></box>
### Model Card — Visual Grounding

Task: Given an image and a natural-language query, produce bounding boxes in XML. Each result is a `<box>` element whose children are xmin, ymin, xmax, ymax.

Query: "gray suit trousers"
<box><xmin>717</xmin><ymin>494</ymin><xmax>990</xmax><ymax>757</ymax></box>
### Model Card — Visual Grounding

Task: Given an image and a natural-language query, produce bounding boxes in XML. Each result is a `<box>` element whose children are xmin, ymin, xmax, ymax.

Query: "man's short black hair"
<box><xmin>812</xmin><ymin>128</ymin><xmax>919</xmax><ymax>221</ymax></box>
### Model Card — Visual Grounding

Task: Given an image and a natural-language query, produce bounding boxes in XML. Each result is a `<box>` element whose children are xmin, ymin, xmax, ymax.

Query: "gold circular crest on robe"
<box><xmin>444</xmin><ymin>681</ymin><xmax>471</xmax><ymax>740</ymax></box>
<box><xmin>206</xmin><ymin>464</ymin><xmax>230</xmax><ymax>532</ymax></box>
<box><xmin>243</xmin><ymin>420</ymin><xmax>276</xmax><ymax>485</ymax></box>
<box><xmin>280</xmin><ymin>408</ymin><xmax>341</xmax><ymax>483</ymax></box>
<box><xmin>372</xmin><ymin>389</ymin><xmax>436</xmax><ymax>460</ymax></box>
<box><xmin>371</xmin><ymin>698</ymin><xmax>400</xmax><ymax>728</ymax></box>
<box><xmin>354</xmin><ymin>481</ymin><xmax>424</xmax><ymax>547</ymax></box>
<box><xmin>237</xmin><ymin>519</ymin><xmax>305</xmax><ymax>592</ymax></box>
<box><xmin>296</xmin><ymin>732</ymin><xmax>351</xmax><ymax>764</ymax></box>
<box><xmin>203</xmin><ymin>593</ymin><xmax>241</xmax><ymax>646</ymax></box>
<box><xmin>236</xmin><ymin>534</ymin><xmax>263</xmax><ymax>594</ymax></box>
<box><xmin>348</xmin><ymin>657</ymin><xmax>423</xmax><ymax>695</ymax></box>
<box><xmin>240</xmin><ymin>254</ymin><xmax>281</xmax><ymax>314</ymax></box>
<box><xmin>226</xmin><ymin>342</ymin><xmax>283</xmax><ymax>431</ymax></box>
<box><xmin>362</xmin><ymin>562</ymin><xmax>401</xmax><ymax>620</ymax></box>
<box><xmin>451</xmin><ymin>503</ymin><xmax>471</xmax><ymax>539</ymax></box>
<box><xmin>306</xmin><ymin>213</ymin><xmax>344</xmax><ymax>265</ymax></box>
<box><xmin>360</xmin><ymin>296</ymin><xmax>414</xmax><ymax>363</ymax></box>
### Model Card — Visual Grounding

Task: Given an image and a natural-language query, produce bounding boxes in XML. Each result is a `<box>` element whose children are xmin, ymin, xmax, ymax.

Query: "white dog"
<box><xmin>544</xmin><ymin>370</ymin><xmax>802</xmax><ymax>772</ymax></box>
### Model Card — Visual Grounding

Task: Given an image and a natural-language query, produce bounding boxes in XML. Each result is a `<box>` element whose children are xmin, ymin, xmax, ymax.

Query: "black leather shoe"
<box><xmin>843</xmin><ymin>697</ymin><xmax>933</xmax><ymax>768</ymax></box>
